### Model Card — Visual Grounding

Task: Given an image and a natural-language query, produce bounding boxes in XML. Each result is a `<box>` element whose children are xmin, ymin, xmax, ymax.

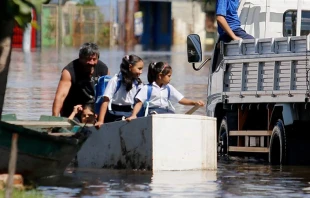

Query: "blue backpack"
<box><xmin>94</xmin><ymin>75</ymin><xmax>121</xmax><ymax>114</ymax></box>
<box><xmin>94</xmin><ymin>75</ymin><xmax>140</xmax><ymax>115</ymax></box>
<box><xmin>137</xmin><ymin>84</ymin><xmax>171</xmax><ymax>117</ymax></box>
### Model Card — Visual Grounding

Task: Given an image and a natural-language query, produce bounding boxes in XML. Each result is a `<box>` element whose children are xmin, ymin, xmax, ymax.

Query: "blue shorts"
<box><xmin>219</xmin><ymin>27</ymin><xmax>254</xmax><ymax>43</ymax></box>
<box><xmin>212</xmin><ymin>28</ymin><xmax>254</xmax><ymax>72</ymax></box>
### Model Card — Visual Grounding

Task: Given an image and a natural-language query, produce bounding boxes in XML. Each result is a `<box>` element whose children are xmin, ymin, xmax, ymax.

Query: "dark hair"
<box><xmin>82</xmin><ymin>104</ymin><xmax>95</xmax><ymax>114</ymax></box>
<box><xmin>147</xmin><ymin>62</ymin><xmax>172</xmax><ymax>84</ymax></box>
<box><xmin>79</xmin><ymin>42</ymin><xmax>100</xmax><ymax>59</ymax></box>
<box><xmin>120</xmin><ymin>55</ymin><xmax>143</xmax><ymax>91</ymax></box>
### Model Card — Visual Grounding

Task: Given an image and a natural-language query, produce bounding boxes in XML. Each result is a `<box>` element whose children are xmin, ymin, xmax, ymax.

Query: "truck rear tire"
<box><xmin>218</xmin><ymin>118</ymin><xmax>228</xmax><ymax>155</ymax></box>
<box><xmin>269</xmin><ymin>121</ymin><xmax>287</xmax><ymax>165</ymax></box>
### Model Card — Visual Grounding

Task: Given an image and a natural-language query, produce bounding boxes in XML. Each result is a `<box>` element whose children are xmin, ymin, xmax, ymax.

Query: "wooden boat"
<box><xmin>0</xmin><ymin>114</ymin><xmax>91</xmax><ymax>180</ymax></box>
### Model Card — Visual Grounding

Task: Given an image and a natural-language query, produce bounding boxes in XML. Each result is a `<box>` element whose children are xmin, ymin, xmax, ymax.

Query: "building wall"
<box><xmin>139</xmin><ymin>1</ymin><xmax>172</xmax><ymax>48</ymax></box>
<box><xmin>172</xmin><ymin>1</ymin><xmax>206</xmax><ymax>45</ymax></box>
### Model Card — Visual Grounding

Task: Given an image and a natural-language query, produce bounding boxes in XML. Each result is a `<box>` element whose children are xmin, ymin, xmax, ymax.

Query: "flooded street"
<box><xmin>37</xmin><ymin>161</ymin><xmax>310</xmax><ymax>197</ymax></box>
<box><xmin>4</xmin><ymin>47</ymin><xmax>310</xmax><ymax>197</ymax></box>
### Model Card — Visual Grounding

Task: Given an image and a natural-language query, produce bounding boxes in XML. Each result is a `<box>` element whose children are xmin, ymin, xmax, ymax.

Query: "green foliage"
<box><xmin>6</xmin><ymin>0</ymin><xmax>51</xmax><ymax>28</ymax></box>
<box><xmin>97</xmin><ymin>23</ymin><xmax>110</xmax><ymax>47</ymax></box>
<box><xmin>41</xmin><ymin>8</ymin><xmax>57</xmax><ymax>47</ymax></box>
<box><xmin>77</xmin><ymin>0</ymin><xmax>96</xmax><ymax>6</ymax></box>
<box><xmin>0</xmin><ymin>189</ymin><xmax>52</xmax><ymax>198</ymax></box>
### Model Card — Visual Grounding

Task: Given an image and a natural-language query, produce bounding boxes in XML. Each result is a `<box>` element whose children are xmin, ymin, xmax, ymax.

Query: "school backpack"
<box><xmin>94</xmin><ymin>75</ymin><xmax>141</xmax><ymax>115</ymax></box>
<box><xmin>94</xmin><ymin>75</ymin><xmax>121</xmax><ymax>114</ymax></box>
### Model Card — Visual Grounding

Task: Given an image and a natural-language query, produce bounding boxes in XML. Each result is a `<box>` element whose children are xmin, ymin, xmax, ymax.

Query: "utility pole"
<box><xmin>124</xmin><ymin>0</ymin><xmax>130</xmax><ymax>53</ymax></box>
<box><xmin>133</xmin><ymin>0</ymin><xmax>139</xmax><ymax>44</ymax></box>
<box><xmin>58</xmin><ymin>0</ymin><xmax>62</xmax><ymax>49</ymax></box>
<box><xmin>124</xmin><ymin>0</ymin><xmax>139</xmax><ymax>52</ymax></box>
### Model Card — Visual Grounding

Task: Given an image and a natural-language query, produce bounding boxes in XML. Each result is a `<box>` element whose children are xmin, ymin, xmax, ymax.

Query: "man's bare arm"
<box><xmin>52</xmin><ymin>70</ymin><xmax>72</xmax><ymax>116</ymax></box>
<box><xmin>216</xmin><ymin>15</ymin><xmax>241</xmax><ymax>40</ymax></box>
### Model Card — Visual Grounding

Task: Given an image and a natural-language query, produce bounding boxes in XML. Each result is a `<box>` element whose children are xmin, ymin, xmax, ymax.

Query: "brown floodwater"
<box><xmin>4</xmin><ymin>47</ymin><xmax>310</xmax><ymax>197</ymax></box>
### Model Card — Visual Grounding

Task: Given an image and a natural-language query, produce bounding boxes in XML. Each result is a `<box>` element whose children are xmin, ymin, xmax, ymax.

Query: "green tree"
<box><xmin>77</xmin><ymin>0</ymin><xmax>96</xmax><ymax>6</ymax></box>
<box><xmin>0</xmin><ymin>0</ymin><xmax>50</xmax><ymax>120</ymax></box>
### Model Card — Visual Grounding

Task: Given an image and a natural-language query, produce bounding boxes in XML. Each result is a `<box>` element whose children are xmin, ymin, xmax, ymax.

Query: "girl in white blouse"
<box><xmin>95</xmin><ymin>55</ymin><xmax>144</xmax><ymax>127</ymax></box>
<box><xmin>126</xmin><ymin>62</ymin><xmax>204</xmax><ymax>121</ymax></box>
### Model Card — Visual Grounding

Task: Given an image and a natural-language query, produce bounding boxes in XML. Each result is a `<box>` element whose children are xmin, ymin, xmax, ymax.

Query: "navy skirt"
<box><xmin>104</xmin><ymin>104</ymin><xmax>132</xmax><ymax>123</ymax></box>
<box><xmin>148</xmin><ymin>107</ymin><xmax>175</xmax><ymax>115</ymax></box>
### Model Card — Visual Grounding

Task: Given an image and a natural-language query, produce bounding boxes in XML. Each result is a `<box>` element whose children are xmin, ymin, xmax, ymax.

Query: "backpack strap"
<box><xmin>146</xmin><ymin>84</ymin><xmax>152</xmax><ymax>101</ymax></box>
<box><xmin>167</xmin><ymin>85</ymin><xmax>171</xmax><ymax>100</ymax></box>
<box><xmin>141</xmin><ymin>84</ymin><xmax>153</xmax><ymax>117</ymax></box>
<box><xmin>114</xmin><ymin>78</ymin><xmax>121</xmax><ymax>95</ymax></box>
<box><xmin>108</xmin><ymin>76</ymin><xmax>122</xmax><ymax>111</ymax></box>
<box><xmin>109</xmin><ymin>78</ymin><xmax>139</xmax><ymax>111</ymax></box>
<box><xmin>114</xmin><ymin>79</ymin><xmax>139</xmax><ymax>95</ymax></box>
<box><xmin>166</xmin><ymin>85</ymin><xmax>175</xmax><ymax>111</ymax></box>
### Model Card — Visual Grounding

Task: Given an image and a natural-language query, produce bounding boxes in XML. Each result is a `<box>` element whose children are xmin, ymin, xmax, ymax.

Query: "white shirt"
<box><xmin>135</xmin><ymin>82</ymin><xmax>184</xmax><ymax>109</ymax></box>
<box><xmin>103</xmin><ymin>74</ymin><xmax>142</xmax><ymax>106</ymax></box>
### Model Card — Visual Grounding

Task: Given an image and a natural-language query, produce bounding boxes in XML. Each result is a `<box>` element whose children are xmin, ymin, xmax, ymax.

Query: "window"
<box><xmin>283</xmin><ymin>10</ymin><xmax>310</xmax><ymax>36</ymax></box>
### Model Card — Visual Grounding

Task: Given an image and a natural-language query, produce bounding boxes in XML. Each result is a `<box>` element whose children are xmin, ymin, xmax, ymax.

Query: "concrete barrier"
<box><xmin>77</xmin><ymin>114</ymin><xmax>217</xmax><ymax>171</ymax></box>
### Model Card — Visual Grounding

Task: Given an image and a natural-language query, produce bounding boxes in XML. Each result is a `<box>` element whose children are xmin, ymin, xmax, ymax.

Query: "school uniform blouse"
<box><xmin>135</xmin><ymin>82</ymin><xmax>184</xmax><ymax>109</ymax></box>
<box><xmin>103</xmin><ymin>74</ymin><xmax>142</xmax><ymax>106</ymax></box>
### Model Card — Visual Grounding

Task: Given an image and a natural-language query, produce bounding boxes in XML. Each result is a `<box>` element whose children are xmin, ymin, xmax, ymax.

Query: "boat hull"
<box><xmin>0</xmin><ymin>120</ymin><xmax>85</xmax><ymax>179</ymax></box>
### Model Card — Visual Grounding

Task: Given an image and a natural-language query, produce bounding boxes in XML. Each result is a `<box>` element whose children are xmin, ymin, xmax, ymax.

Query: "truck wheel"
<box><xmin>218</xmin><ymin>118</ymin><xmax>229</xmax><ymax>155</ymax></box>
<box><xmin>269</xmin><ymin>121</ymin><xmax>287</xmax><ymax>165</ymax></box>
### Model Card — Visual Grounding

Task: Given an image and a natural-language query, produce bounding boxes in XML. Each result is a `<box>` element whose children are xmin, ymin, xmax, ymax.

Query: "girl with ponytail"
<box><xmin>95</xmin><ymin>55</ymin><xmax>144</xmax><ymax>127</ymax></box>
<box><xmin>126</xmin><ymin>62</ymin><xmax>204</xmax><ymax>121</ymax></box>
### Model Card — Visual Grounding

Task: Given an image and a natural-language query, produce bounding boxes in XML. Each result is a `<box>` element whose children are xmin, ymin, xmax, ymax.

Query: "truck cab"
<box><xmin>188</xmin><ymin>0</ymin><xmax>310</xmax><ymax>165</ymax></box>
<box><xmin>239</xmin><ymin>0</ymin><xmax>310</xmax><ymax>38</ymax></box>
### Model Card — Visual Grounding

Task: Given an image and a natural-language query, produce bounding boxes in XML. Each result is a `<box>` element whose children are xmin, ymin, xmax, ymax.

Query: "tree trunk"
<box><xmin>0</xmin><ymin>19</ymin><xmax>14</xmax><ymax>120</ymax></box>
<box><xmin>124</xmin><ymin>0</ymin><xmax>130</xmax><ymax>53</ymax></box>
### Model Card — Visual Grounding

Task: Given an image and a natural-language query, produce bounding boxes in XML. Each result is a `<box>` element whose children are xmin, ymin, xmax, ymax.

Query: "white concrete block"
<box><xmin>77</xmin><ymin>114</ymin><xmax>217</xmax><ymax>171</ymax></box>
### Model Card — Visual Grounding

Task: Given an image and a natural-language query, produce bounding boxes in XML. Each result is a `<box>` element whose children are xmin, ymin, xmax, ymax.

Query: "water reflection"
<box><xmin>217</xmin><ymin>160</ymin><xmax>310</xmax><ymax>198</ymax></box>
<box><xmin>150</xmin><ymin>171</ymin><xmax>217</xmax><ymax>196</ymax></box>
<box><xmin>38</xmin><ymin>169</ymin><xmax>217</xmax><ymax>197</ymax></box>
<box><xmin>35</xmin><ymin>160</ymin><xmax>310</xmax><ymax>197</ymax></box>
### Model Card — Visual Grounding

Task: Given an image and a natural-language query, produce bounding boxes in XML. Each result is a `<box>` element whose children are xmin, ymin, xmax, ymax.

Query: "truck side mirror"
<box><xmin>187</xmin><ymin>34</ymin><xmax>202</xmax><ymax>63</ymax></box>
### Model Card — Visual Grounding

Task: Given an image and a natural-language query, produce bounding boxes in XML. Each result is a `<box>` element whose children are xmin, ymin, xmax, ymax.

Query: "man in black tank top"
<box><xmin>52</xmin><ymin>43</ymin><xmax>109</xmax><ymax>118</ymax></box>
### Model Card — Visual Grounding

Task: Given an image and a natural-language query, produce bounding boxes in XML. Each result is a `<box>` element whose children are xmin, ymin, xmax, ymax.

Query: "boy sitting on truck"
<box><xmin>212</xmin><ymin>0</ymin><xmax>254</xmax><ymax>72</ymax></box>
